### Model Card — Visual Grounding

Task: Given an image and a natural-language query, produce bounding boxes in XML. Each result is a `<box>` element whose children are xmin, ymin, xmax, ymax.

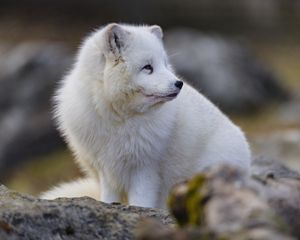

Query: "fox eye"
<box><xmin>142</xmin><ymin>64</ymin><xmax>153</xmax><ymax>74</ymax></box>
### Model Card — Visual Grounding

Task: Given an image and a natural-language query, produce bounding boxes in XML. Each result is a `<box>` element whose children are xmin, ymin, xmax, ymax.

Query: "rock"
<box><xmin>277</xmin><ymin>93</ymin><xmax>300</xmax><ymax>125</ymax></box>
<box><xmin>164</xmin><ymin>29</ymin><xmax>289</xmax><ymax>114</ymax></box>
<box><xmin>135</xmin><ymin>218</ymin><xmax>212</xmax><ymax>240</ymax></box>
<box><xmin>168</xmin><ymin>166</ymin><xmax>292</xmax><ymax>239</ymax></box>
<box><xmin>1</xmin><ymin>164</ymin><xmax>300</xmax><ymax>239</ymax></box>
<box><xmin>253</xmin><ymin>129</ymin><xmax>300</xmax><ymax>173</ymax></box>
<box><xmin>0</xmin><ymin>184</ymin><xmax>174</xmax><ymax>240</ymax></box>
<box><xmin>254</xmin><ymin>169</ymin><xmax>300</xmax><ymax>238</ymax></box>
<box><xmin>138</xmin><ymin>165</ymin><xmax>299</xmax><ymax>240</ymax></box>
<box><xmin>0</xmin><ymin>42</ymin><xmax>72</xmax><ymax>176</ymax></box>
<box><xmin>135</xmin><ymin>219</ymin><xmax>178</xmax><ymax>240</ymax></box>
<box><xmin>251</xmin><ymin>156</ymin><xmax>300</xmax><ymax>180</ymax></box>
<box><xmin>252</xmin><ymin>130</ymin><xmax>300</xmax><ymax>236</ymax></box>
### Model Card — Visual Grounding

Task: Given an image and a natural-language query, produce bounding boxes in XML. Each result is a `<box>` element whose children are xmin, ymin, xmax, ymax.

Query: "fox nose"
<box><xmin>175</xmin><ymin>81</ymin><xmax>183</xmax><ymax>89</ymax></box>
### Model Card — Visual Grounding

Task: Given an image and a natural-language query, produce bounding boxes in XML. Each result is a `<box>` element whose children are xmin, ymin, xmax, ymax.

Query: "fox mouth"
<box><xmin>165</xmin><ymin>93</ymin><xmax>178</xmax><ymax>98</ymax></box>
<box><xmin>144</xmin><ymin>92</ymin><xmax>179</xmax><ymax>99</ymax></box>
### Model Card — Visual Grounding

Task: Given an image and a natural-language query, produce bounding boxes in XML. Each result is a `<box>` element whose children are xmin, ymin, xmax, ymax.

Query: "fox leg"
<box><xmin>128</xmin><ymin>167</ymin><xmax>160</xmax><ymax>208</ymax></box>
<box><xmin>99</xmin><ymin>171</ymin><xmax>121</xmax><ymax>203</ymax></box>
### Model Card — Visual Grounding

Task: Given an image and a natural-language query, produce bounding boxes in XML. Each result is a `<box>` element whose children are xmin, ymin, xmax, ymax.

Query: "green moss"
<box><xmin>168</xmin><ymin>174</ymin><xmax>208</xmax><ymax>227</ymax></box>
<box><xmin>185</xmin><ymin>175</ymin><xmax>207</xmax><ymax>226</ymax></box>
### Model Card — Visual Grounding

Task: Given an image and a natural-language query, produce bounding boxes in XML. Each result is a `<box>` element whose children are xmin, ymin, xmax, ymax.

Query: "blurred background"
<box><xmin>0</xmin><ymin>0</ymin><xmax>299</xmax><ymax>196</ymax></box>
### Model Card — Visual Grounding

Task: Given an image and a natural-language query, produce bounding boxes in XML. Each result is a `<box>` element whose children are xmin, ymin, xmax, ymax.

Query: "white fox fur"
<box><xmin>41</xmin><ymin>178</ymin><xmax>100</xmax><ymax>200</ymax></box>
<box><xmin>41</xmin><ymin>23</ymin><xmax>251</xmax><ymax>209</ymax></box>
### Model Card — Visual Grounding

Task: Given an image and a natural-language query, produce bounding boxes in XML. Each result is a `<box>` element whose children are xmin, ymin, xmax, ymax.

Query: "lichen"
<box><xmin>168</xmin><ymin>174</ymin><xmax>208</xmax><ymax>227</ymax></box>
<box><xmin>185</xmin><ymin>174</ymin><xmax>207</xmax><ymax>226</ymax></box>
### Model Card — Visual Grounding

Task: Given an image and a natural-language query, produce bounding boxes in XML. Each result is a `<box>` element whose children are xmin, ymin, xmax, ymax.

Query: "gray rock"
<box><xmin>253</xmin><ymin>130</ymin><xmax>300</xmax><ymax>173</ymax></box>
<box><xmin>1</xmin><ymin>164</ymin><xmax>300</xmax><ymax>239</ymax></box>
<box><xmin>165</xmin><ymin>29</ymin><xmax>289</xmax><ymax>113</ymax></box>
<box><xmin>252</xmin><ymin>129</ymin><xmax>300</xmax><ymax>234</ymax></box>
<box><xmin>252</xmin><ymin>156</ymin><xmax>300</xmax><ymax>180</ymax></box>
<box><xmin>250</xmin><ymin>157</ymin><xmax>300</xmax><ymax>238</ymax></box>
<box><xmin>277</xmin><ymin>92</ymin><xmax>300</xmax><ymax>125</ymax></box>
<box><xmin>138</xmin><ymin>165</ymin><xmax>298</xmax><ymax>240</ymax></box>
<box><xmin>0</xmin><ymin>185</ymin><xmax>174</xmax><ymax>240</ymax></box>
<box><xmin>0</xmin><ymin>43</ymin><xmax>72</xmax><ymax>176</ymax></box>
<box><xmin>261</xmin><ymin>177</ymin><xmax>300</xmax><ymax>239</ymax></box>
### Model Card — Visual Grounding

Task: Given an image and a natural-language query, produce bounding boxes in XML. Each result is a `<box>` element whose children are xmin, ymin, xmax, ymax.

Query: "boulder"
<box><xmin>277</xmin><ymin>93</ymin><xmax>300</xmax><ymax>125</ymax></box>
<box><xmin>253</xmin><ymin>130</ymin><xmax>300</xmax><ymax>173</ymax></box>
<box><xmin>251</xmin><ymin>156</ymin><xmax>300</xmax><ymax>180</ymax></box>
<box><xmin>165</xmin><ymin>29</ymin><xmax>289</xmax><ymax>113</ymax></box>
<box><xmin>261</xmin><ymin>177</ymin><xmax>300</xmax><ymax>238</ymax></box>
<box><xmin>137</xmin><ymin>164</ymin><xmax>300</xmax><ymax>240</ymax></box>
<box><xmin>0</xmin><ymin>43</ymin><xmax>72</xmax><ymax>176</ymax></box>
<box><xmin>0</xmin><ymin>185</ymin><xmax>174</xmax><ymax>240</ymax></box>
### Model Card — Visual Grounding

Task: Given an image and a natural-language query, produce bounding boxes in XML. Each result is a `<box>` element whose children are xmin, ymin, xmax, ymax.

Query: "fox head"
<box><xmin>76</xmin><ymin>23</ymin><xmax>183</xmax><ymax>116</ymax></box>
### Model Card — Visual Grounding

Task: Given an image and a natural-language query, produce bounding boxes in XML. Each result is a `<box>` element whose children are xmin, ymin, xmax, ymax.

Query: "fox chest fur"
<box><xmin>63</xmin><ymin>94</ymin><xmax>176</xmax><ymax>189</ymax></box>
<box><xmin>96</xmin><ymin>117</ymin><xmax>171</xmax><ymax>169</ymax></box>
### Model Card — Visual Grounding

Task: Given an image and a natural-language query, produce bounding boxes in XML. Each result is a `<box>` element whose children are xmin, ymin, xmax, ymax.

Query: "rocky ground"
<box><xmin>1</xmin><ymin>162</ymin><xmax>300</xmax><ymax>240</ymax></box>
<box><xmin>0</xmin><ymin>185</ymin><xmax>174</xmax><ymax>240</ymax></box>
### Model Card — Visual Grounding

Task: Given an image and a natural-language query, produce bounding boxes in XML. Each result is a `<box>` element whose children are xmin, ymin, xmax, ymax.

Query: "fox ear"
<box><xmin>149</xmin><ymin>25</ymin><xmax>163</xmax><ymax>39</ymax></box>
<box><xmin>105</xmin><ymin>23</ymin><xmax>129</xmax><ymax>57</ymax></box>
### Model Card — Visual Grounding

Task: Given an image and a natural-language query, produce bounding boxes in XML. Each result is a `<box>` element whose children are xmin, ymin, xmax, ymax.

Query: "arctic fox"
<box><xmin>41</xmin><ymin>23</ymin><xmax>251</xmax><ymax>209</ymax></box>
